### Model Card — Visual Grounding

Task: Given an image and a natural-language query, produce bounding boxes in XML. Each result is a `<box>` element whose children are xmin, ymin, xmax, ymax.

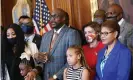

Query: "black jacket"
<box><xmin>32</xmin><ymin>34</ymin><xmax>42</xmax><ymax>49</ymax></box>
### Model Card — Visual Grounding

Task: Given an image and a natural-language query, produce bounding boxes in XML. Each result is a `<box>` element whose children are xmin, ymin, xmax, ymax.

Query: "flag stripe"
<box><xmin>33</xmin><ymin>19</ymin><xmax>40</xmax><ymax>34</ymax></box>
<box><xmin>33</xmin><ymin>0</ymin><xmax>52</xmax><ymax>35</ymax></box>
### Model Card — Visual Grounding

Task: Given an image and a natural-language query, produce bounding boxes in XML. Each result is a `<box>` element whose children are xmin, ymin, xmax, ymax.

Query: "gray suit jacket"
<box><xmin>119</xmin><ymin>19</ymin><xmax>133</xmax><ymax>53</ymax></box>
<box><xmin>39</xmin><ymin>25</ymin><xmax>81</xmax><ymax>80</ymax></box>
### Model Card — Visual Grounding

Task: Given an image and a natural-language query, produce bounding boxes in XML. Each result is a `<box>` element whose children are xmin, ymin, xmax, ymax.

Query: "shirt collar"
<box><xmin>118</xmin><ymin>18</ymin><xmax>124</xmax><ymax>25</ymax></box>
<box><xmin>54</xmin><ymin>24</ymin><xmax>65</xmax><ymax>34</ymax></box>
<box><xmin>25</xmin><ymin>34</ymin><xmax>35</xmax><ymax>42</ymax></box>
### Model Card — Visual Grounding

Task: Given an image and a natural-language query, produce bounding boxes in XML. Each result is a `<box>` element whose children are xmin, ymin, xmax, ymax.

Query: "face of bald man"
<box><xmin>50</xmin><ymin>9</ymin><xmax>66</xmax><ymax>30</ymax></box>
<box><xmin>106</xmin><ymin>5</ymin><xmax>123</xmax><ymax>21</ymax></box>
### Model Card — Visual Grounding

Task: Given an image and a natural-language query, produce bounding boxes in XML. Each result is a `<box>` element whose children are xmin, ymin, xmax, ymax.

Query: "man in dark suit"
<box><xmin>21</xmin><ymin>22</ymin><xmax>42</xmax><ymax>49</ymax></box>
<box><xmin>36</xmin><ymin>8</ymin><xmax>81</xmax><ymax>80</ymax></box>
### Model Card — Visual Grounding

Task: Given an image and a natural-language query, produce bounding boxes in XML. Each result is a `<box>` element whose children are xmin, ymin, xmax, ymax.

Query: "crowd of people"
<box><xmin>1</xmin><ymin>3</ymin><xmax>133</xmax><ymax>80</ymax></box>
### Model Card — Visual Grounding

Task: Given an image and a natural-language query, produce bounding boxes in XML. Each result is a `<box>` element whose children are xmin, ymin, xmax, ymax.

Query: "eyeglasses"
<box><xmin>99</xmin><ymin>31</ymin><xmax>114</xmax><ymax>36</ymax></box>
<box><xmin>50</xmin><ymin>14</ymin><xmax>63</xmax><ymax>19</ymax></box>
<box><xmin>105</xmin><ymin>11</ymin><xmax>118</xmax><ymax>15</ymax></box>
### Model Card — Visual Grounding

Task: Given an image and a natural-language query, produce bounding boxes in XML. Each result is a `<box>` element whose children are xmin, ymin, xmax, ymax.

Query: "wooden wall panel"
<box><xmin>50</xmin><ymin>0</ymin><xmax>72</xmax><ymax>26</ymax></box>
<box><xmin>70</xmin><ymin>0</ymin><xmax>82</xmax><ymax>29</ymax></box>
<box><xmin>70</xmin><ymin>0</ymin><xmax>91</xmax><ymax>30</ymax></box>
<box><xmin>51</xmin><ymin>0</ymin><xmax>71</xmax><ymax>11</ymax></box>
<box><xmin>2</xmin><ymin>0</ymin><xmax>16</xmax><ymax>26</ymax></box>
<box><xmin>2</xmin><ymin>0</ymin><xmax>32</xmax><ymax>27</ymax></box>
<box><xmin>45</xmin><ymin>0</ymin><xmax>52</xmax><ymax>13</ymax></box>
<box><xmin>46</xmin><ymin>0</ymin><xmax>92</xmax><ymax>30</ymax></box>
<box><xmin>79</xmin><ymin>0</ymin><xmax>91</xmax><ymax>30</ymax></box>
<box><xmin>2</xmin><ymin>0</ymin><xmax>92</xmax><ymax>30</ymax></box>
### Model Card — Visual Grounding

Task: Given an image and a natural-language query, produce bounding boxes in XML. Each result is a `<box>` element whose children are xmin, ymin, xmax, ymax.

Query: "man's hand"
<box><xmin>34</xmin><ymin>52</ymin><xmax>48</xmax><ymax>63</ymax></box>
<box><xmin>24</xmin><ymin>71</ymin><xmax>36</xmax><ymax>80</ymax></box>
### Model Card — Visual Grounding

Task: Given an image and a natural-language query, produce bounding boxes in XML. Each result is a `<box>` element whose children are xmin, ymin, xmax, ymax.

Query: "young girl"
<box><xmin>19</xmin><ymin>58</ymin><xmax>41</xmax><ymax>80</ymax></box>
<box><xmin>64</xmin><ymin>45</ymin><xmax>90</xmax><ymax>80</ymax></box>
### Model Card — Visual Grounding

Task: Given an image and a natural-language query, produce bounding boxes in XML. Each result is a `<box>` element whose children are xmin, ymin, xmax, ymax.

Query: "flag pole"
<box><xmin>39</xmin><ymin>0</ymin><xmax>43</xmax><ymax>35</ymax></box>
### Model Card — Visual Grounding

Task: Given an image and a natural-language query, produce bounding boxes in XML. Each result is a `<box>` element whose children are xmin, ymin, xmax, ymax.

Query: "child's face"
<box><xmin>66</xmin><ymin>49</ymin><xmax>80</xmax><ymax>66</ymax></box>
<box><xmin>19</xmin><ymin>63</ymin><xmax>31</xmax><ymax>76</ymax></box>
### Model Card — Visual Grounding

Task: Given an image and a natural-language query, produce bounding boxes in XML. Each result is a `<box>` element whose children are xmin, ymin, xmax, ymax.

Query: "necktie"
<box><xmin>50</xmin><ymin>32</ymin><xmax>59</xmax><ymax>51</ymax></box>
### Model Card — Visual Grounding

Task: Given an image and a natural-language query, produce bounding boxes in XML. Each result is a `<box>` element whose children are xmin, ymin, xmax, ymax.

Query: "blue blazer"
<box><xmin>95</xmin><ymin>40</ymin><xmax>131</xmax><ymax>80</ymax></box>
<box><xmin>39</xmin><ymin>25</ymin><xmax>81</xmax><ymax>80</ymax></box>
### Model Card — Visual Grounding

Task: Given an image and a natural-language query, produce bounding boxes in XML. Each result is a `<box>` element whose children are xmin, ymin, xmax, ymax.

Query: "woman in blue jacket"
<box><xmin>95</xmin><ymin>20</ymin><xmax>131</xmax><ymax>80</ymax></box>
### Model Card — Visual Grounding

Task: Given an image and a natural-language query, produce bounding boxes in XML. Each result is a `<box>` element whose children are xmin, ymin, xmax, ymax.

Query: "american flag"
<box><xmin>33</xmin><ymin>0</ymin><xmax>52</xmax><ymax>35</ymax></box>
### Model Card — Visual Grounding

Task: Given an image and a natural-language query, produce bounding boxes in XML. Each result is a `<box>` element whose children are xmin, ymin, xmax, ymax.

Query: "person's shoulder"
<box><xmin>42</xmin><ymin>30</ymin><xmax>53</xmax><ymax>37</ymax></box>
<box><xmin>62</xmin><ymin>25</ymin><xmax>79</xmax><ymax>33</ymax></box>
<box><xmin>82</xmin><ymin>68</ymin><xmax>89</xmax><ymax>73</ymax></box>
<box><xmin>35</xmin><ymin>34</ymin><xmax>42</xmax><ymax>38</ymax></box>
<box><xmin>82</xmin><ymin>68</ymin><xmax>90</xmax><ymax>80</ymax></box>
<box><xmin>118</xmin><ymin>41</ymin><xmax>131</xmax><ymax>53</ymax></box>
<box><xmin>118</xmin><ymin>40</ymin><xmax>128</xmax><ymax>48</ymax></box>
<box><xmin>67</xmin><ymin>27</ymin><xmax>80</xmax><ymax>35</ymax></box>
<box><xmin>70</xmin><ymin>27</ymin><xmax>80</xmax><ymax>31</ymax></box>
<box><xmin>123</xmin><ymin>19</ymin><xmax>133</xmax><ymax>29</ymax></box>
<box><xmin>64</xmin><ymin>25</ymin><xmax>78</xmax><ymax>31</ymax></box>
<box><xmin>64</xmin><ymin>68</ymin><xmax>67</xmax><ymax>72</ymax></box>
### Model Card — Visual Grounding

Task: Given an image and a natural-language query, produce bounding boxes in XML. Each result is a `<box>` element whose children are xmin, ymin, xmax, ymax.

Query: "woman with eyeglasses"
<box><xmin>82</xmin><ymin>22</ymin><xmax>104</xmax><ymax>80</ymax></box>
<box><xmin>95</xmin><ymin>20</ymin><xmax>131</xmax><ymax>80</ymax></box>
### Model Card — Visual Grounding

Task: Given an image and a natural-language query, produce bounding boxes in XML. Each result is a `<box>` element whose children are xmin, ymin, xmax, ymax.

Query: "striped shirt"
<box><xmin>66</xmin><ymin>66</ymin><xmax>86</xmax><ymax>80</ymax></box>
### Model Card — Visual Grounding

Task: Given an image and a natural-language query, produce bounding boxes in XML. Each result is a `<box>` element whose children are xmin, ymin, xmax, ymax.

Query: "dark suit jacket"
<box><xmin>95</xmin><ymin>40</ymin><xmax>131</xmax><ymax>80</ymax></box>
<box><xmin>33</xmin><ymin>34</ymin><xmax>42</xmax><ymax>49</ymax></box>
<box><xmin>39</xmin><ymin>25</ymin><xmax>81</xmax><ymax>80</ymax></box>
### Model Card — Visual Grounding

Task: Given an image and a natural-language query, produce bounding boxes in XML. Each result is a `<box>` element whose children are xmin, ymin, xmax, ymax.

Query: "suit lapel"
<box><xmin>102</xmin><ymin>40</ymin><xmax>120</xmax><ymax>76</ymax></box>
<box><xmin>97</xmin><ymin>47</ymin><xmax>106</xmax><ymax>79</ymax></box>
<box><xmin>32</xmin><ymin>34</ymin><xmax>36</xmax><ymax>42</ymax></box>
<box><xmin>49</xmin><ymin>26</ymin><xmax>68</xmax><ymax>56</ymax></box>
<box><xmin>120</xmin><ymin>20</ymin><xmax>126</xmax><ymax>34</ymax></box>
